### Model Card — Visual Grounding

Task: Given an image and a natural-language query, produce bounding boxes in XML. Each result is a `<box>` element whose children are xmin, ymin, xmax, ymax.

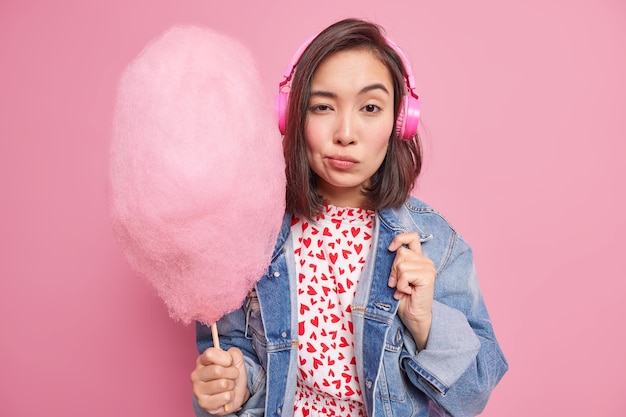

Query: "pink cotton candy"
<box><xmin>109</xmin><ymin>26</ymin><xmax>285</xmax><ymax>326</ymax></box>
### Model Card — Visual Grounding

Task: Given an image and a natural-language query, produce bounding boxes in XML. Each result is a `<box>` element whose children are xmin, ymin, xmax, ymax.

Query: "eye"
<box><xmin>362</xmin><ymin>104</ymin><xmax>381</xmax><ymax>113</ymax></box>
<box><xmin>309</xmin><ymin>104</ymin><xmax>333</xmax><ymax>113</ymax></box>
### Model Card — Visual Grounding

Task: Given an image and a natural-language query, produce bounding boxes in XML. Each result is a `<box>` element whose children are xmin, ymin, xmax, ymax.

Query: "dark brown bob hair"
<box><xmin>283</xmin><ymin>18</ymin><xmax>423</xmax><ymax>219</ymax></box>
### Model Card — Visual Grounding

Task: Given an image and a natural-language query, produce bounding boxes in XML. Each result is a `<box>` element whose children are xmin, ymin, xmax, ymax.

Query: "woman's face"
<box><xmin>305</xmin><ymin>48</ymin><xmax>395</xmax><ymax>209</ymax></box>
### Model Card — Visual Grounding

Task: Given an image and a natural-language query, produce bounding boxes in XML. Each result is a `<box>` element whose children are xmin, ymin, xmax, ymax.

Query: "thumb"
<box><xmin>228</xmin><ymin>347</ymin><xmax>245</xmax><ymax>368</ymax></box>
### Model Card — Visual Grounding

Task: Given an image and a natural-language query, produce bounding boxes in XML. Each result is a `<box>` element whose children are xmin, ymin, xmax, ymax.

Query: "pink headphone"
<box><xmin>275</xmin><ymin>34</ymin><xmax>420</xmax><ymax>140</ymax></box>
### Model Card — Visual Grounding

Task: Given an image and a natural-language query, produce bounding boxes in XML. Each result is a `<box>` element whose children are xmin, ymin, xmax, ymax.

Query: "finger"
<box><xmin>196</xmin><ymin>390</ymin><xmax>233</xmax><ymax>416</ymax></box>
<box><xmin>393</xmin><ymin>268</ymin><xmax>418</xmax><ymax>297</ymax></box>
<box><xmin>198</xmin><ymin>347</ymin><xmax>234</xmax><ymax>367</ymax></box>
<box><xmin>387</xmin><ymin>232</ymin><xmax>423</xmax><ymax>254</ymax></box>
<box><xmin>390</xmin><ymin>261</ymin><xmax>436</xmax><ymax>297</ymax></box>
<box><xmin>193</xmin><ymin>374</ymin><xmax>236</xmax><ymax>393</ymax></box>
<box><xmin>389</xmin><ymin>258</ymin><xmax>414</xmax><ymax>290</ymax></box>
<box><xmin>388</xmin><ymin>238</ymin><xmax>423</xmax><ymax>288</ymax></box>
<box><xmin>193</xmin><ymin>362</ymin><xmax>239</xmax><ymax>383</ymax></box>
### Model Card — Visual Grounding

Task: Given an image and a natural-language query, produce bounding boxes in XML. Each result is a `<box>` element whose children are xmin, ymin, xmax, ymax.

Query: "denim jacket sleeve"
<box><xmin>400</xmin><ymin>231</ymin><xmax>508</xmax><ymax>417</ymax></box>
<box><xmin>193</xmin><ymin>305</ymin><xmax>267</xmax><ymax>417</ymax></box>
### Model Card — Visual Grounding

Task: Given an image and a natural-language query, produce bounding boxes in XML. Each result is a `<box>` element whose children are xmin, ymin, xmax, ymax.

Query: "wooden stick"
<box><xmin>211</xmin><ymin>322</ymin><xmax>221</xmax><ymax>350</ymax></box>
<box><xmin>211</xmin><ymin>322</ymin><xmax>229</xmax><ymax>412</ymax></box>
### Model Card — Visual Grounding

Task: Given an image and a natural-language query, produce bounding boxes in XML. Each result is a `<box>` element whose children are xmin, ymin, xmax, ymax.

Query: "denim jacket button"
<box><xmin>281</xmin><ymin>331</ymin><xmax>287</xmax><ymax>338</ymax></box>
<box><xmin>276</xmin><ymin>406</ymin><xmax>281</xmax><ymax>414</ymax></box>
<box><xmin>366</xmin><ymin>379</ymin><xmax>373</xmax><ymax>389</ymax></box>
<box><xmin>273</xmin><ymin>271</ymin><xmax>280</xmax><ymax>278</ymax></box>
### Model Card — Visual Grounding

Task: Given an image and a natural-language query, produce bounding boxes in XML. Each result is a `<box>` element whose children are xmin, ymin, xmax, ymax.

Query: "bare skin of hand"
<box><xmin>191</xmin><ymin>347</ymin><xmax>250</xmax><ymax>415</ymax></box>
<box><xmin>387</xmin><ymin>232</ymin><xmax>436</xmax><ymax>351</ymax></box>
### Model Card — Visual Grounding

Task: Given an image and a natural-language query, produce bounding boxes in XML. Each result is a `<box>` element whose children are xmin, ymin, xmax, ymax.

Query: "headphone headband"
<box><xmin>278</xmin><ymin>35</ymin><xmax>316</xmax><ymax>90</ymax></box>
<box><xmin>383</xmin><ymin>37</ymin><xmax>419</xmax><ymax>102</ymax></box>
<box><xmin>275</xmin><ymin>30</ymin><xmax>420</xmax><ymax>140</ymax></box>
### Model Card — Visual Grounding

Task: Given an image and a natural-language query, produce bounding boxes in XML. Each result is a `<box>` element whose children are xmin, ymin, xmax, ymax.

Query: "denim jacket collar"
<box><xmin>272</xmin><ymin>202</ymin><xmax>434</xmax><ymax>259</ymax></box>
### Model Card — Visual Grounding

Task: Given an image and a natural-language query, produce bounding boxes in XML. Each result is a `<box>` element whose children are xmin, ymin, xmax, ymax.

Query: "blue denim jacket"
<box><xmin>194</xmin><ymin>197</ymin><xmax>508</xmax><ymax>417</ymax></box>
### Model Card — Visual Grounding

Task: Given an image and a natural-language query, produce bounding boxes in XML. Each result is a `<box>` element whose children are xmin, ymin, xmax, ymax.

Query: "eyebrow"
<box><xmin>310</xmin><ymin>83</ymin><xmax>391</xmax><ymax>98</ymax></box>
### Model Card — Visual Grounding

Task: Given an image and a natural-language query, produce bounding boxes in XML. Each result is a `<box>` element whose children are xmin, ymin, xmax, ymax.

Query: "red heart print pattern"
<box><xmin>292</xmin><ymin>204</ymin><xmax>373</xmax><ymax>416</ymax></box>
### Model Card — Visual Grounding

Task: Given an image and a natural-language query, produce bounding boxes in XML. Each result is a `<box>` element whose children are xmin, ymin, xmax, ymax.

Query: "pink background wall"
<box><xmin>1</xmin><ymin>0</ymin><xmax>624</xmax><ymax>415</ymax></box>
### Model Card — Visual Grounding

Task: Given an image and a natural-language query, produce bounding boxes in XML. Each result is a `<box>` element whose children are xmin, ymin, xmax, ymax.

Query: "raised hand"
<box><xmin>387</xmin><ymin>232</ymin><xmax>436</xmax><ymax>351</ymax></box>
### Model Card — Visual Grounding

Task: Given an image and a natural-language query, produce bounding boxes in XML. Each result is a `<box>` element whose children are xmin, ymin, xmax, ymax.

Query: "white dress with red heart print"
<box><xmin>292</xmin><ymin>204</ymin><xmax>374</xmax><ymax>417</ymax></box>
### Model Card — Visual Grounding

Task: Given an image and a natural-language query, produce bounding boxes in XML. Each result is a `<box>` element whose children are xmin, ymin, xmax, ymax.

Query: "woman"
<box><xmin>191</xmin><ymin>18</ymin><xmax>507</xmax><ymax>417</ymax></box>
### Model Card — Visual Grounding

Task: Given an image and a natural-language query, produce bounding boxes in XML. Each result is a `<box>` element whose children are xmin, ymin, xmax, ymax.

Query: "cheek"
<box><xmin>374</xmin><ymin>143</ymin><xmax>390</xmax><ymax>167</ymax></box>
<box><xmin>367</xmin><ymin>111</ymin><xmax>395</xmax><ymax>147</ymax></box>
<box><xmin>372</xmin><ymin>124</ymin><xmax>393</xmax><ymax>153</ymax></box>
<box><xmin>369</xmin><ymin>129</ymin><xmax>392</xmax><ymax>167</ymax></box>
<box><xmin>304</xmin><ymin>120</ymin><xmax>325</xmax><ymax>154</ymax></box>
<box><xmin>380</xmin><ymin>117</ymin><xmax>395</xmax><ymax>141</ymax></box>
<box><xmin>303</xmin><ymin>125</ymin><xmax>317</xmax><ymax>167</ymax></box>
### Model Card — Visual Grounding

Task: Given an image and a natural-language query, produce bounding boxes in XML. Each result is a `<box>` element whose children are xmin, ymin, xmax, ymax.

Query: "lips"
<box><xmin>327</xmin><ymin>155</ymin><xmax>357</xmax><ymax>169</ymax></box>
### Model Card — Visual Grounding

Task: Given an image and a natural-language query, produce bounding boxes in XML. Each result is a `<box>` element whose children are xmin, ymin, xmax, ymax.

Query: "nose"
<box><xmin>333</xmin><ymin>112</ymin><xmax>357</xmax><ymax>145</ymax></box>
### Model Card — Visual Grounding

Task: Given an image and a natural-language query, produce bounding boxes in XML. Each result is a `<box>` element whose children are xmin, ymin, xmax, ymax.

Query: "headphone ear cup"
<box><xmin>395</xmin><ymin>95</ymin><xmax>420</xmax><ymax>140</ymax></box>
<box><xmin>275</xmin><ymin>91</ymin><xmax>289</xmax><ymax>134</ymax></box>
